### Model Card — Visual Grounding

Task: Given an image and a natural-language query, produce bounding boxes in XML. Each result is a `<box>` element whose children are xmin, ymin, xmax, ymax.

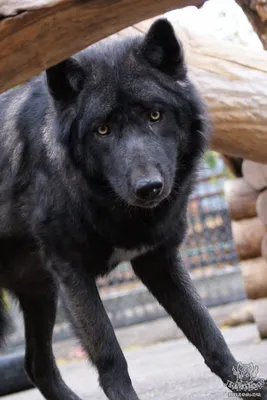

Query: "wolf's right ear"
<box><xmin>140</xmin><ymin>19</ymin><xmax>186</xmax><ymax>79</ymax></box>
<box><xmin>46</xmin><ymin>58</ymin><xmax>85</xmax><ymax>102</ymax></box>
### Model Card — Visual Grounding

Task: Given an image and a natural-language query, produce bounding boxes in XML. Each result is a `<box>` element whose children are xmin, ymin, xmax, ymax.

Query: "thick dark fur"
<box><xmin>0</xmin><ymin>19</ymin><xmax>266</xmax><ymax>400</ymax></box>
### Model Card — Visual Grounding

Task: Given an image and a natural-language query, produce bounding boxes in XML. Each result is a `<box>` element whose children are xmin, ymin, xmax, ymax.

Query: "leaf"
<box><xmin>204</xmin><ymin>151</ymin><xmax>219</xmax><ymax>170</ymax></box>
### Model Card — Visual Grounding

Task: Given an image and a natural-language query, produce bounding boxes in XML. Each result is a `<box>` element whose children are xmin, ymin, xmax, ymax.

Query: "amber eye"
<box><xmin>150</xmin><ymin>110</ymin><xmax>161</xmax><ymax>121</ymax></box>
<box><xmin>97</xmin><ymin>125</ymin><xmax>109</xmax><ymax>135</ymax></box>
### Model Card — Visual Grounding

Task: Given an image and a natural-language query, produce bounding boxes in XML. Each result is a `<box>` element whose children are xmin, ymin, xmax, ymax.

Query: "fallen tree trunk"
<box><xmin>231</xmin><ymin>217</ymin><xmax>265</xmax><ymax>260</ymax></box>
<box><xmin>0</xmin><ymin>0</ymin><xmax>205</xmax><ymax>95</ymax></box>
<box><xmin>237</xmin><ymin>0</ymin><xmax>267</xmax><ymax>50</ymax></box>
<box><xmin>241</xmin><ymin>257</ymin><xmax>267</xmax><ymax>300</ymax></box>
<box><xmin>224</xmin><ymin>178</ymin><xmax>258</xmax><ymax>221</ymax></box>
<box><xmin>2</xmin><ymin>9</ymin><xmax>267</xmax><ymax>162</ymax></box>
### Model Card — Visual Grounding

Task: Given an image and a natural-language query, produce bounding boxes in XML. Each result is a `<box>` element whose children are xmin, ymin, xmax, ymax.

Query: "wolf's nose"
<box><xmin>134</xmin><ymin>177</ymin><xmax>164</xmax><ymax>201</ymax></box>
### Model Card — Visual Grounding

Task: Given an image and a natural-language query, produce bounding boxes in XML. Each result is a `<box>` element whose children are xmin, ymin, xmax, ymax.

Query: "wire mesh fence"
<box><xmin>183</xmin><ymin>175</ymin><xmax>239</xmax><ymax>274</ymax></box>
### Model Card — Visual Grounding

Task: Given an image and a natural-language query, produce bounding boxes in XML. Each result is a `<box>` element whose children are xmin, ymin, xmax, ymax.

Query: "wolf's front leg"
<box><xmin>17</xmin><ymin>271</ymin><xmax>81</xmax><ymax>400</ymax></box>
<box><xmin>50</xmin><ymin>256</ymin><xmax>139</xmax><ymax>400</ymax></box>
<box><xmin>132</xmin><ymin>247</ymin><xmax>267</xmax><ymax>400</ymax></box>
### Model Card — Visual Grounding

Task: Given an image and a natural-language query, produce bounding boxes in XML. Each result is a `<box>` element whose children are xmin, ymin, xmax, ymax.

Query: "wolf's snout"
<box><xmin>134</xmin><ymin>177</ymin><xmax>164</xmax><ymax>201</ymax></box>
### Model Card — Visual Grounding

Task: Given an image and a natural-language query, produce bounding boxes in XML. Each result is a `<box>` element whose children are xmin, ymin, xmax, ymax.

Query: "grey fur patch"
<box><xmin>2</xmin><ymin>87</ymin><xmax>31</xmax><ymax>175</ymax></box>
<box><xmin>109</xmin><ymin>246</ymin><xmax>153</xmax><ymax>267</ymax></box>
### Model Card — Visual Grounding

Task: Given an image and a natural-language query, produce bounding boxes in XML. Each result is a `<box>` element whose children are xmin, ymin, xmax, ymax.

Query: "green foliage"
<box><xmin>204</xmin><ymin>151</ymin><xmax>234</xmax><ymax>184</ymax></box>
<box><xmin>3</xmin><ymin>291</ymin><xmax>10</xmax><ymax>310</ymax></box>
<box><xmin>204</xmin><ymin>151</ymin><xmax>219</xmax><ymax>170</ymax></box>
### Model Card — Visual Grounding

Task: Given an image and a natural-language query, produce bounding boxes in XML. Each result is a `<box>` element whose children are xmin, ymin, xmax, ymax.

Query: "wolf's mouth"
<box><xmin>133</xmin><ymin>199</ymin><xmax>161</xmax><ymax>209</ymax></box>
<box><xmin>130</xmin><ymin>191</ymin><xmax>170</xmax><ymax>209</ymax></box>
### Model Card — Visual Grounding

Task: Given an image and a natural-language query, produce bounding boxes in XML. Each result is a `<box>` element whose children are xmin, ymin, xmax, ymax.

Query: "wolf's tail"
<box><xmin>0</xmin><ymin>291</ymin><xmax>10</xmax><ymax>347</ymax></box>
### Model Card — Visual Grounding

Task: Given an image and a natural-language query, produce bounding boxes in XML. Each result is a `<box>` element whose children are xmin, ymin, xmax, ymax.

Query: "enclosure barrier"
<box><xmin>225</xmin><ymin>160</ymin><xmax>267</xmax><ymax>339</ymax></box>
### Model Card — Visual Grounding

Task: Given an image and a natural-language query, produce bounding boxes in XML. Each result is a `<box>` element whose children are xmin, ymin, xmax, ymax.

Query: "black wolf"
<box><xmin>0</xmin><ymin>19</ymin><xmax>266</xmax><ymax>400</ymax></box>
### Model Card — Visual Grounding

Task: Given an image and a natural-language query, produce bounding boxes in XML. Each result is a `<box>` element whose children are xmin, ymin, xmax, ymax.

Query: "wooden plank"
<box><xmin>0</xmin><ymin>0</ymin><xmax>205</xmax><ymax>94</ymax></box>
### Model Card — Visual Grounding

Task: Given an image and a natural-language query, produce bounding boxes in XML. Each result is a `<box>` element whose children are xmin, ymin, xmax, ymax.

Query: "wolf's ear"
<box><xmin>140</xmin><ymin>19</ymin><xmax>185</xmax><ymax>79</ymax></box>
<box><xmin>46</xmin><ymin>58</ymin><xmax>85</xmax><ymax>102</ymax></box>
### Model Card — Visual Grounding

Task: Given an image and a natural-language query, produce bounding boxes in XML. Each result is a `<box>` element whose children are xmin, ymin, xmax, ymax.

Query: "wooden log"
<box><xmin>2</xmin><ymin>9</ymin><xmax>267</xmax><ymax>162</ymax></box>
<box><xmin>224</xmin><ymin>178</ymin><xmax>258</xmax><ymax>221</ymax></box>
<box><xmin>221</xmin><ymin>304</ymin><xmax>254</xmax><ymax>327</ymax></box>
<box><xmin>258</xmin><ymin>191</ymin><xmax>267</xmax><ymax>259</ymax></box>
<box><xmin>231</xmin><ymin>217</ymin><xmax>265</xmax><ymax>260</ymax></box>
<box><xmin>242</xmin><ymin>160</ymin><xmax>267</xmax><ymax>191</ymax></box>
<box><xmin>0</xmin><ymin>0</ymin><xmax>205</xmax><ymax>95</ymax></box>
<box><xmin>252</xmin><ymin>298</ymin><xmax>267</xmax><ymax>339</ymax></box>
<box><xmin>241</xmin><ymin>257</ymin><xmax>267</xmax><ymax>300</ymax></box>
<box><xmin>237</xmin><ymin>0</ymin><xmax>267</xmax><ymax>50</ymax></box>
<box><xmin>257</xmin><ymin>189</ymin><xmax>267</xmax><ymax>225</ymax></box>
<box><xmin>136</xmin><ymin>20</ymin><xmax>267</xmax><ymax>163</ymax></box>
<box><xmin>261</xmin><ymin>233</ymin><xmax>267</xmax><ymax>260</ymax></box>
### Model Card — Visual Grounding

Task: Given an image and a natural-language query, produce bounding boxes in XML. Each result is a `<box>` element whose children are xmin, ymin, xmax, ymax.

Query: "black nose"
<box><xmin>134</xmin><ymin>177</ymin><xmax>164</xmax><ymax>201</ymax></box>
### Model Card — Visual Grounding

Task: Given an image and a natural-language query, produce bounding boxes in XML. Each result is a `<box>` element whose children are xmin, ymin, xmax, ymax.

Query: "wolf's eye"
<box><xmin>97</xmin><ymin>125</ymin><xmax>109</xmax><ymax>135</ymax></box>
<box><xmin>149</xmin><ymin>110</ymin><xmax>161</xmax><ymax>122</ymax></box>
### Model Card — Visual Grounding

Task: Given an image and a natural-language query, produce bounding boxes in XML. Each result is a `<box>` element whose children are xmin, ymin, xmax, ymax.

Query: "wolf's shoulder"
<box><xmin>0</xmin><ymin>74</ymin><xmax>49</xmax><ymax>130</ymax></box>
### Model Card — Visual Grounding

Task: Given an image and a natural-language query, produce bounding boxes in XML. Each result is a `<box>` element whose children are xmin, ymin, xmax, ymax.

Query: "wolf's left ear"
<box><xmin>140</xmin><ymin>19</ymin><xmax>186</xmax><ymax>79</ymax></box>
<box><xmin>46</xmin><ymin>58</ymin><xmax>85</xmax><ymax>102</ymax></box>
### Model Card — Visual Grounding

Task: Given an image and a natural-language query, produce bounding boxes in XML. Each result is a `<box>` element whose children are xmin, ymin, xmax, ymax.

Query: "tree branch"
<box><xmin>0</xmin><ymin>0</ymin><xmax>206</xmax><ymax>94</ymax></box>
<box><xmin>236</xmin><ymin>0</ymin><xmax>267</xmax><ymax>49</ymax></box>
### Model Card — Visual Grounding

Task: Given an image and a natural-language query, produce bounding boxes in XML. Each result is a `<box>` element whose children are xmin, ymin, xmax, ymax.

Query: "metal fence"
<box><xmin>182</xmin><ymin>174</ymin><xmax>239</xmax><ymax>273</ymax></box>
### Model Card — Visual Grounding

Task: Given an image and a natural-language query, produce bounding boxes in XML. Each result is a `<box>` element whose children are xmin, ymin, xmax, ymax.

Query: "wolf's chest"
<box><xmin>109</xmin><ymin>246</ymin><xmax>152</xmax><ymax>267</ymax></box>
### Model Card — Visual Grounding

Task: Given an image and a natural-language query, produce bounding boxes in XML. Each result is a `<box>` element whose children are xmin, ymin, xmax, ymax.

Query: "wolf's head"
<box><xmin>46</xmin><ymin>19</ymin><xmax>209</xmax><ymax>209</ymax></box>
